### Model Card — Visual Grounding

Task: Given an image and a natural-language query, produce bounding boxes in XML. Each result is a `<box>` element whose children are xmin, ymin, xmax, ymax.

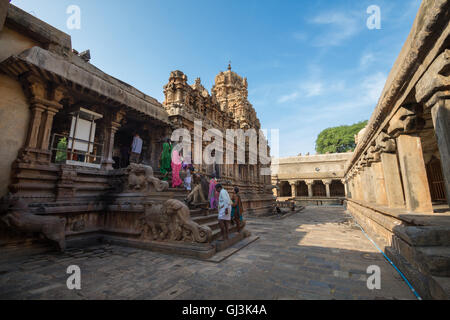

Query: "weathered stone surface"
<box><xmin>0</xmin><ymin>207</ymin><xmax>415</xmax><ymax>300</ymax></box>
<box><xmin>396</xmin><ymin>134</ymin><xmax>433</xmax><ymax>213</ymax></box>
<box><xmin>0</xmin><ymin>0</ymin><xmax>9</xmax><ymax>31</ymax></box>
<box><xmin>5</xmin><ymin>4</ymin><xmax>71</xmax><ymax>51</ymax></box>
<box><xmin>380</xmin><ymin>153</ymin><xmax>405</xmax><ymax>208</ymax></box>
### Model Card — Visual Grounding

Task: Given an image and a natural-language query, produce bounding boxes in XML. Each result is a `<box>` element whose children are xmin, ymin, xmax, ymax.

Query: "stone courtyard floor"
<box><xmin>0</xmin><ymin>207</ymin><xmax>416</xmax><ymax>300</ymax></box>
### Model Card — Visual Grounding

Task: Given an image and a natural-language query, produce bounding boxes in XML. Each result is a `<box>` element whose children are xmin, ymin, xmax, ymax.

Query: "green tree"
<box><xmin>315</xmin><ymin>120</ymin><xmax>368</xmax><ymax>154</ymax></box>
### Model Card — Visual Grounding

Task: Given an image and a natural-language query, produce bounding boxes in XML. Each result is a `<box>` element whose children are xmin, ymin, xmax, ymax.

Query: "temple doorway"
<box><xmin>313</xmin><ymin>180</ymin><xmax>326</xmax><ymax>197</ymax></box>
<box><xmin>280</xmin><ymin>181</ymin><xmax>292</xmax><ymax>197</ymax></box>
<box><xmin>297</xmin><ymin>181</ymin><xmax>308</xmax><ymax>197</ymax></box>
<box><xmin>330</xmin><ymin>180</ymin><xmax>345</xmax><ymax>197</ymax></box>
<box><xmin>426</xmin><ymin>156</ymin><xmax>447</xmax><ymax>203</ymax></box>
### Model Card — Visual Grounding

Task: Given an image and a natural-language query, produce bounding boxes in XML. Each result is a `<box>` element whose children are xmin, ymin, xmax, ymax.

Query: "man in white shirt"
<box><xmin>216</xmin><ymin>184</ymin><xmax>231</xmax><ymax>241</ymax></box>
<box><xmin>130</xmin><ymin>132</ymin><xmax>143</xmax><ymax>164</ymax></box>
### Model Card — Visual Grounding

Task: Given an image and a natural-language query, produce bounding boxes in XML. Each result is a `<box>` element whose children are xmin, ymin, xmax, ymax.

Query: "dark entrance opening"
<box><xmin>313</xmin><ymin>180</ymin><xmax>326</xmax><ymax>197</ymax></box>
<box><xmin>297</xmin><ymin>181</ymin><xmax>308</xmax><ymax>197</ymax></box>
<box><xmin>280</xmin><ymin>181</ymin><xmax>292</xmax><ymax>197</ymax></box>
<box><xmin>426</xmin><ymin>156</ymin><xmax>447</xmax><ymax>202</ymax></box>
<box><xmin>330</xmin><ymin>180</ymin><xmax>345</xmax><ymax>197</ymax></box>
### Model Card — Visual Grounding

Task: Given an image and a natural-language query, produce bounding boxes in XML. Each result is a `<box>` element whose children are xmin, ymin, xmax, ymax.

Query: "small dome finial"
<box><xmin>228</xmin><ymin>61</ymin><xmax>232</xmax><ymax>71</ymax></box>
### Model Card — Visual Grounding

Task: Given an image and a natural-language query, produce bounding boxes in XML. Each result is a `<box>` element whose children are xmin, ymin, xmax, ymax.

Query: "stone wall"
<box><xmin>344</xmin><ymin>0</ymin><xmax>450</xmax><ymax>300</ymax></box>
<box><xmin>271</xmin><ymin>152</ymin><xmax>352</xmax><ymax>200</ymax></box>
<box><xmin>0</xmin><ymin>26</ymin><xmax>38</xmax><ymax>62</ymax></box>
<box><xmin>0</xmin><ymin>74</ymin><xmax>30</xmax><ymax>197</ymax></box>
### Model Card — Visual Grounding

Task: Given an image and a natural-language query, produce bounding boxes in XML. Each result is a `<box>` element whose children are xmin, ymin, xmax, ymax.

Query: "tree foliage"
<box><xmin>315</xmin><ymin>120</ymin><xmax>368</xmax><ymax>154</ymax></box>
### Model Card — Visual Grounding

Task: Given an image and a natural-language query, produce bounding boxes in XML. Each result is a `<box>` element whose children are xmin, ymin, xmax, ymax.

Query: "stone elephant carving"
<box><xmin>140</xmin><ymin>199</ymin><xmax>212</xmax><ymax>243</ymax></box>
<box><xmin>126</xmin><ymin>163</ymin><xmax>169</xmax><ymax>193</ymax></box>
<box><xmin>0</xmin><ymin>195</ymin><xmax>67</xmax><ymax>251</ymax></box>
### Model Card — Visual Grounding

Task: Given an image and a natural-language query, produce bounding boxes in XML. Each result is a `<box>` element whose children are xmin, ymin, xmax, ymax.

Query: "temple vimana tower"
<box><xmin>0</xmin><ymin>3</ymin><xmax>274</xmax><ymax>259</ymax></box>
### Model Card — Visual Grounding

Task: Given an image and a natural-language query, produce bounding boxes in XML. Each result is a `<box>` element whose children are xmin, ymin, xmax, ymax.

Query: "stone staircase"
<box><xmin>391</xmin><ymin>226</ymin><xmax>450</xmax><ymax>299</ymax></box>
<box><xmin>188</xmin><ymin>203</ymin><xmax>241</xmax><ymax>243</ymax></box>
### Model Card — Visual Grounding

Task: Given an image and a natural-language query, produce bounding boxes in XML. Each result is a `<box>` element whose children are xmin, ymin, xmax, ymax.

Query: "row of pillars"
<box><xmin>347</xmin><ymin>102</ymin><xmax>450</xmax><ymax>213</ymax></box>
<box><xmin>279</xmin><ymin>179</ymin><xmax>341</xmax><ymax>198</ymax></box>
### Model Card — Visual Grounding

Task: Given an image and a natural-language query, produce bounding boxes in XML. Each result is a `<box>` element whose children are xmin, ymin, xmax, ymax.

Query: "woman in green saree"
<box><xmin>160</xmin><ymin>139</ymin><xmax>172</xmax><ymax>181</ymax></box>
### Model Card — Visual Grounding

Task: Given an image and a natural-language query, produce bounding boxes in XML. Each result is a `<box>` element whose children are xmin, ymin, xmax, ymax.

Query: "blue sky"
<box><xmin>11</xmin><ymin>0</ymin><xmax>422</xmax><ymax>157</ymax></box>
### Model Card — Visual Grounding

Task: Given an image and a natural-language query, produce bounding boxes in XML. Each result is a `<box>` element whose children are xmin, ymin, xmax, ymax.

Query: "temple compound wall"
<box><xmin>0</xmin><ymin>2</ymin><xmax>273</xmax><ymax>258</ymax></box>
<box><xmin>271</xmin><ymin>153</ymin><xmax>353</xmax><ymax>206</ymax></box>
<box><xmin>343</xmin><ymin>0</ymin><xmax>450</xmax><ymax>299</ymax></box>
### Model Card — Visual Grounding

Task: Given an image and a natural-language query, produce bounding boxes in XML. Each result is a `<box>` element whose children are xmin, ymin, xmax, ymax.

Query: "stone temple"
<box><xmin>0</xmin><ymin>3</ymin><xmax>274</xmax><ymax>259</ymax></box>
<box><xmin>0</xmin><ymin>0</ymin><xmax>449</xmax><ymax>301</ymax></box>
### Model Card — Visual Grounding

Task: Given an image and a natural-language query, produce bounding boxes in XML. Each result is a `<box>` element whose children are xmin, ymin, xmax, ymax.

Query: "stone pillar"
<box><xmin>102</xmin><ymin>122</ymin><xmax>120</xmax><ymax>170</ymax></box>
<box><xmin>342</xmin><ymin>179</ymin><xmax>348</xmax><ymax>198</ymax></box>
<box><xmin>366</xmin><ymin>166</ymin><xmax>377</xmax><ymax>203</ymax></box>
<box><xmin>396</xmin><ymin>134</ymin><xmax>433</xmax><ymax>213</ymax></box>
<box><xmin>305</xmin><ymin>180</ymin><xmax>313</xmax><ymax>198</ymax></box>
<box><xmin>39</xmin><ymin>106</ymin><xmax>60</xmax><ymax>150</ymax></box>
<box><xmin>25</xmin><ymin>103</ymin><xmax>46</xmax><ymax>149</ymax></box>
<box><xmin>380</xmin><ymin>152</ymin><xmax>405</xmax><ymax>208</ymax></box>
<box><xmin>430</xmin><ymin>99</ymin><xmax>450</xmax><ymax>206</ymax></box>
<box><xmin>372</xmin><ymin>161</ymin><xmax>388</xmax><ymax>206</ymax></box>
<box><xmin>18</xmin><ymin>78</ymin><xmax>65</xmax><ymax>164</ymax></box>
<box><xmin>356</xmin><ymin>173</ymin><xmax>362</xmax><ymax>201</ymax></box>
<box><xmin>289</xmin><ymin>181</ymin><xmax>297</xmax><ymax>198</ymax></box>
<box><xmin>102</xmin><ymin>109</ymin><xmax>124</xmax><ymax>170</ymax></box>
<box><xmin>415</xmin><ymin>50</ymin><xmax>450</xmax><ymax>207</ymax></box>
<box><xmin>388</xmin><ymin>105</ymin><xmax>433</xmax><ymax>213</ymax></box>
<box><xmin>323</xmin><ymin>179</ymin><xmax>331</xmax><ymax>198</ymax></box>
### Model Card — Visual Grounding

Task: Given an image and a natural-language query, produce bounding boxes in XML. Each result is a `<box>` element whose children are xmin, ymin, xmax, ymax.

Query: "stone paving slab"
<box><xmin>0</xmin><ymin>207</ymin><xmax>416</xmax><ymax>300</ymax></box>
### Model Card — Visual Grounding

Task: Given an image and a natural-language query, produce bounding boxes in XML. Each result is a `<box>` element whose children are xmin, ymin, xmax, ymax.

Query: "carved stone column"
<box><xmin>25</xmin><ymin>103</ymin><xmax>46</xmax><ymax>149</ymax></box>
<box><xmin>102</xmin><ymin>110</ymin><xmax>124</xmax><ymax>170</ymax></box>
<box><xmin>415</xmin><ymin>50</ymin><xmax>450</xmax><ymax>206</ymax></box>
<box><xmin>388</xmin><ymin>105</ymin><xmax>433</xmax><ymax>213</ymax></box>
<box><xmin>323</xmin><ymin>179</ymin><xmax>331</xmax><ymax>198</ymax></box>
<box><xmin>376</xmin><ymin>132</ymin><xmax>405</xmax><ymax>208</ymax></box>
<box><xmin>341</xmin><ymin>179</ymin><xmax>348</xmax><ymax>198</ymax></box>
<box><xmin>305</xmin><ymin>179</ymin><xmax>313</xmax><ymax>198</ymax></box>
<box><xmin>18</xmin><ymin>76</ymin><xmax>64</xmax><ymax>164</ymax></box>
<box><xmin>289</xmin><ymin>181</ymin><xmax>297</xmax><ymax>198</ymax></box>
<box><xmin>372</xmin><ymin>162</ymin><xmax>388</xmax><ymax>206</ymax></box>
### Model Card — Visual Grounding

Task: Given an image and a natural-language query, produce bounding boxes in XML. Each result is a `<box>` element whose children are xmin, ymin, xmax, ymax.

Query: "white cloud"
<box><xmin>309</xmin><ymin>11</ymin><xmax>360</xmax><ymax>47</ymax></box>
<box><xmin>277</xmin><ymin>80</ymin><xmax>323</xmax><ymax>104</ymax></box>
<box><xmin>301</xmin><ymin>81</ymin><xmax>323</xmax><ymax>97</ymax></box>
<box><xmin>361</xmin><ymin>72</ymin><xmax>387</xmax><ymax>103</ymax></box>
<box><xmin>360</xmin><ymin>52</ymin><xmax>375</xmax><ymax>69</ymax></box>
<box><xmin>278</xmin><ymin>92</ymin><xmax>299</xmax><ymax>103</ymax></box>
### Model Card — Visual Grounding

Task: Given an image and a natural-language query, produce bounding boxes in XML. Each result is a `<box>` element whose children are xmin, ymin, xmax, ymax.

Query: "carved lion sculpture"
<box><xmin>0</xmin><ymin>195</ymin><xmax>67</xmax><ymax>252</ymax></box>
<box><xmin>141</xmin><ymin>199</ymin><xmax>212</xmax><ymax>243</ymax></box>
<box><xmin>126</xmin><ymin>163</ymin><xmax>169</xmax><ymax>193</ymax></box>
<box><xmin>185</xmin><ymin>174</ymin><xmax>209</xmax><ymax>205</ymax></box>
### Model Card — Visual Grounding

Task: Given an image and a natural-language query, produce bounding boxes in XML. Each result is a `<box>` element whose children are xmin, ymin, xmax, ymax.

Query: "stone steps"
<box><xmin>415</xmin><ymin>246</ymin><xmax>450</xmax><ymax>277</ymax></box>
<box><xmin>211</xmin><ymin>224</ymin><xmax>239</xmax><ymax>241</ymax></box>
<box><xmin>431</xmin><ymin>276</ymin><xmax>450</xmax><ymax>299</ymax></box>
<box><xmin>395</xmin><ymin>226</ymin><xmax>450</xmax><ymax>247</ymax></box>
<box><xmin>192</xmin><ymin>214</ymin><xmax>218</xmax><ymax>224</ymax></box>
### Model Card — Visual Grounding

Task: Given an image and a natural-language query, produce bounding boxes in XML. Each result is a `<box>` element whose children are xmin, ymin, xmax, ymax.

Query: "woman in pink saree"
<box><xmin>171</xmin><ymin>149</ymin><xmax>183</xmax><ymax>188</ymax></box>
<box><xmin>208</xmin><ymin>174</ymin><xmax>218</xmax><ymax>209</ymax></box>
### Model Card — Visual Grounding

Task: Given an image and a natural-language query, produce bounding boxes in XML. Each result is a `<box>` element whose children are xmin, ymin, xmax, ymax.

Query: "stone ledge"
<box><xmin>101</xmin><ymin>235</ymin><xmax>216</xmax><ymax>260</ymax></box>
<box><xmin>347</xmin><ymin>199</ymin><xmax>450</xmax><ymax>227</ymax></box>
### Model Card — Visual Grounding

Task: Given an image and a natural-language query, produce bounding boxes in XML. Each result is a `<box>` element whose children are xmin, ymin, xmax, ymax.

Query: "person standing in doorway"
<box><xmin>130</xmin><ymin>132</ymin><xmax>143</xmax><ymax>164</ymax></box>
<box><xmin>216</xmin><ymin>184</ymin><xmax>231</xmax><ymax>241</ymax></box>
